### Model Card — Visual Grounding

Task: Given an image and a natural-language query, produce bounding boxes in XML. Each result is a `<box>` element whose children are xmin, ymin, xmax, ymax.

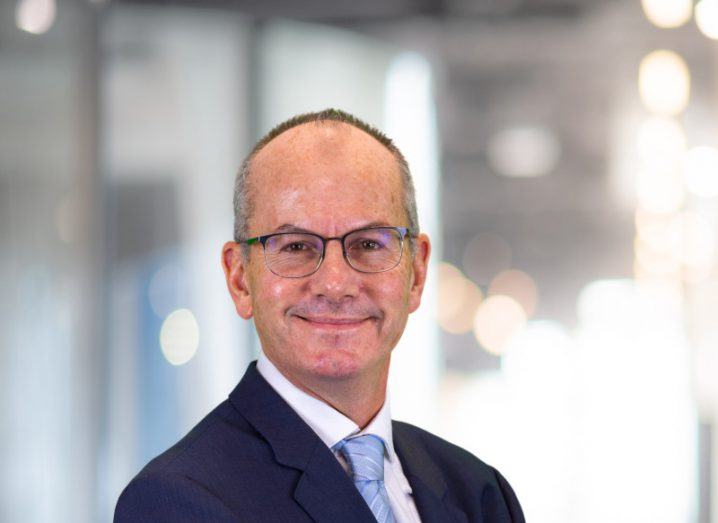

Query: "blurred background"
<box><xmin>1</xmin><ymin>0</ymin><xmax>717</xmax><ymax>521</ymax></box>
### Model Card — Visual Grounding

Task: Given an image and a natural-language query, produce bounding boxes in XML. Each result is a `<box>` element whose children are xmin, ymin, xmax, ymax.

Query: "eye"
<box><xmin>361</xmin><ymin>240</ymin><xmax>381</xmax><ymax>250</ymax></box>
<box><xmin>282</xmin><ymin>241</ymin><xmax>311</xmax><ymax>252</ymax></box>
<box><xmin>351</xmin><ymin>238</ymin><xmax>386</xmax><ymax>251</ymax></box>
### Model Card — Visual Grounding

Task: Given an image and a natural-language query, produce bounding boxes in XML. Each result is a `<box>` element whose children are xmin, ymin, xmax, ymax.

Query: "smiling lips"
<box><xmin>296</xmin><ymin>315</ymin><xmax>370</xmax><ymax>329</ymax></box>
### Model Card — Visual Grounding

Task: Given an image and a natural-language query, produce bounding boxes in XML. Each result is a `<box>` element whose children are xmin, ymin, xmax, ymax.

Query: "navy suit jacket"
<box><xmin>115</xmin><ymin>362</ymin><xmax>525</xmax><ymax>522</ymax></box>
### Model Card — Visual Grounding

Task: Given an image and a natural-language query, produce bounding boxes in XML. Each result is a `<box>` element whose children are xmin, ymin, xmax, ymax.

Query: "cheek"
<box><xmin>264</xmin><ymin>280</ymin><xmax>291</xmax><ymax>301</ymax></box>
<box><xmin>249</xmin><ymin>269</ymin><xmax>295</xmax><ymax>323</ymax></box>
<box><xmin>249</xmin><ymin>256</ymin><xmax>294</xmax><ymax>301</ymax></box>
<box><xmin>373</xmin><ymin>271</ymin><xmax>413</xmax><ymax>319</ymax></box>
<box><xmin>256</xmin><ymin>282</ymin><xmax>299</xmax><ymax>321</ymax></box>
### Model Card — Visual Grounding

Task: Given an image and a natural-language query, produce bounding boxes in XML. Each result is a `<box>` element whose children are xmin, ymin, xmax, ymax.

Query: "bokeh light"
<box><xmin>15</xmin><ymin>0</ymin><xmax>56</xmax><ymax>35</ymax></box>
<box><xmin>488</xmin><ymin>269</ymin><xmax>539</xmax><ymax>318</ymax></box>
<box><xmin>636</xmin><ymin>117</ymin><xmax>687</xmax><ymax>170</ymax></box>
<box><xmin>635</xmin><ymin>169</ymin><xmax>684</xmax><ymax>213</ymax></box>
<box><xmin>462</xmin><ymin>232</ymin><xmax>512</xmax><ymax>285</ymax></box>
<box><xmin>641</xmin><ymin>0</ymin><xmax>692</xmax><ymax>29</ymax></box>
<box><xmin>436</xmin><ymin>262</ymin><xmax>466</xmax><ymax>320</ymax></box>
<box><xmin>684</xmin><ymin>146</ymin><xmax>718</xmax><ymax>198</ymax></box>
<box><xmin>695</xmin><ymin>0</ymin><xmax>718</xmax><ymax>40</ymax></box>
<box><xmin>577</xmin><ymin>279</ymin><xmax>635</xmax><ymax>328</ymax></box>
<box><xmin>486</xmin><ymin>125</ymin><xmax>561</xmax><ymax>178</ymax></box>
<box><xmin>502</xmin><ymin>320</ymin><xmax>574</xmax><ymax>390</ymax></box>
<box><xmin>634</xmin><ymin>235</ymin><xmax>681</xmax><ymax>277</ymax></box>
<box><xmin>638</xmin><ymin>50</ymin><xmax>690</xmax><ymax>116</ymax></box>
<box><xmin>160</xmin><ymin>308</ymin><xmax>200</xmax><ymax>366</ymax></box>
<box><xmin>473</xmin><ymin>295</ymin><xmax>527</xmax><ymax>355</ymax></box>
<box><xmin>436</xmin><ymin>262</ymin><xmax>484</xmax><ymax>334</ymax></box>
<box><xmin>671</xmin><ymin>212</ymin><xmax>715</xmax><ymax>273</ymax></box>
<box><xmin>635</xmin><ymin>209</ymin><xmax>673</xmax><ymax>251</ymax></box>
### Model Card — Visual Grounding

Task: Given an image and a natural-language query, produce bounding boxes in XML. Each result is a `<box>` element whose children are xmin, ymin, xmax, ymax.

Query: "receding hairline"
<box><xmin>246</xmin><ymin>118</ymin><xmax>403</xmax><ymax>180</ymax></box>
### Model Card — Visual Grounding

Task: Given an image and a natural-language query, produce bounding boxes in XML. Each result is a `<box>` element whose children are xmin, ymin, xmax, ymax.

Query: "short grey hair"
<box><xmin>232</xmin><ymin>108</ymin><xmax>419</xmax><ymax>254</ymax></box>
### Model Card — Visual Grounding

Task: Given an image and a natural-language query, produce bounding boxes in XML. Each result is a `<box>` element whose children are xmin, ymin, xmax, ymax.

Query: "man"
<box><xmin>115</xmin><ymin>109</ymin><xmax>524</xmax><ymax>522</ymax></box>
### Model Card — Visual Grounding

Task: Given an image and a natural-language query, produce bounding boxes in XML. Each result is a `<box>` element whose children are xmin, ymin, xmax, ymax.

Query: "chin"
<box><xmin>306</xmin><ymin>347</ymin><xmax>371</xmax><ymax>380</ymax></box>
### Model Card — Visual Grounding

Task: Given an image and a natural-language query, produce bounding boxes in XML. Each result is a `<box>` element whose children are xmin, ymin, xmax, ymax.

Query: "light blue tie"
<box><xmin>335</xmin><ymin>434</ymin><xmax>397</xmax><ymax>523</ymax></box>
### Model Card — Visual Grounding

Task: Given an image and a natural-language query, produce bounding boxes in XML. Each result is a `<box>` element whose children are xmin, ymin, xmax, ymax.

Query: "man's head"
<box><xmin>221</xmin><ymin>109</ymin><xmax>430</xmax><ymax>395</ymax></box>
<box><xmin>233</xmin><ymin>109</ymin><xmax>419</xmax><ymax>251</ymax></box>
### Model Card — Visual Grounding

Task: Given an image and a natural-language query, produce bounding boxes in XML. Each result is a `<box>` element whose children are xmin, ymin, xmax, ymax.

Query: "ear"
<box><xmin>408</xmin><ymin>233</ymin><xmax>431</xmax><ymax>313</ymax></box>
<box><xmin>221</xmin><ymin>241</ymin><xmax>253</xmax><ymax>319</ymax></box>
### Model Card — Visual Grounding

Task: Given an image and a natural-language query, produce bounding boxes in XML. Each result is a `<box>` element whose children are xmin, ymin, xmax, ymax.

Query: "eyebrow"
<box><xmin>272</xmin><ymin>221</ymin><xmax>393</xmax><ymax>235</ymax></box>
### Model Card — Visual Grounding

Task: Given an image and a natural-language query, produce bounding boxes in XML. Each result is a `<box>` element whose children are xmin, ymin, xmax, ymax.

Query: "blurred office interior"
<box><xmin>1</xmin><ymin>0</ymin><xmax>717</xmax><ymax>521</ymax></box>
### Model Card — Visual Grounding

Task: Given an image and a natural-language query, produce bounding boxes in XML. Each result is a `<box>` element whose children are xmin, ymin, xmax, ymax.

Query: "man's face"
<box><xmin>222</xmin><ymin>122</ymin><xmax>430</xmax><ymax>391</ymax></box>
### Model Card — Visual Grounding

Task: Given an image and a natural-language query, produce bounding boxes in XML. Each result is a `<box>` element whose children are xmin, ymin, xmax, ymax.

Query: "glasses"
<box><xmin>241</xmin><ymin>226</ymin><xmax>411</xmax><ymax>278</ymax></box>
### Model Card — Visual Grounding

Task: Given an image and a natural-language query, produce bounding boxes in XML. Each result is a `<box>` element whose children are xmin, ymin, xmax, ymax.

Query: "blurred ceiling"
<box><xmin>119</xmin><ymin>0</ymin><xmax>617</xmax><ymax>22</ymax></box>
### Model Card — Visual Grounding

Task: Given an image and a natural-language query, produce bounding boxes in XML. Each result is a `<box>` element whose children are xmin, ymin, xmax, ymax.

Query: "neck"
<box><xmin>272</xmin><ymin>358</ymin><xmax>390</xmax><ymax>428</ymax></box>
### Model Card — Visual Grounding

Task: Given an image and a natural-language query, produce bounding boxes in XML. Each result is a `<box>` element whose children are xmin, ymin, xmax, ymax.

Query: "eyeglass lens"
<box><xmin>263</xmin><ymin>228</ymin><xmax>403</xmax><ymax>277</ymax></box>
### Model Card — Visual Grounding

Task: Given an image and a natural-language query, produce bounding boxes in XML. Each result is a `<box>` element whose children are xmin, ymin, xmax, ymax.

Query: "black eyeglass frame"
<box><xmin>240</xmin><ymin>226</ymin><xmax>412</xmax><ymax>278</ymax></box>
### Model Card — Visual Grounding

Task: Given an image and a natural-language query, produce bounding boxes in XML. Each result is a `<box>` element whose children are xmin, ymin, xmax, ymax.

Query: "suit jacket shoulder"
<box><xmin>114</xmin><ymin>364</ymin><xmax>378</xmax><ymax>523</ymax></box>
<box><xmin>392</xmin><ymin>421</ymin><xmax>525</xmax><ymax>523</ymax></box>
<box><xmin>114</xmin><ymin>400</ymin><xmax>274</xmax><ymax>522</ymax></box>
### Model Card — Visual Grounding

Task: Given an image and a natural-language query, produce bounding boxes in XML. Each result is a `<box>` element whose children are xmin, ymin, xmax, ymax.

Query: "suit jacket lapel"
<box><xmin>229</xmin><ymin>362</ymin><xmax>376</xmax><ymax>523</ymax></box>
<box><xmin>393</xmin><ymin>422</ymin><xmax>469</xmax><ymax>523</ymax></box>
<box><xmin>293</xmin><ymin>442</ymin><xmax>377</xmax><ymax>523</ymax></box>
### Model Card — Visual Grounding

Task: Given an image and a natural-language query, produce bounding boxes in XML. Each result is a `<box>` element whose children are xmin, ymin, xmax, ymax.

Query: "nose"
<box><xmin>308</xmin><ymin>238</ymin><xmax>359</xmax><ymax>300</ymax></box>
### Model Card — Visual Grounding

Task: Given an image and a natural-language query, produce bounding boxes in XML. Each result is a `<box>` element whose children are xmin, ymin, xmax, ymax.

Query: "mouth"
<box><xmin>294</xmin><ymin>315</ymin><xmax>371</xmax><ymax>330</ymax></box>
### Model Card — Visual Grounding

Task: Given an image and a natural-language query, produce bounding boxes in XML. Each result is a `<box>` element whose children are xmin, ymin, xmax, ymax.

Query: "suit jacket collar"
<box><xmin>255</xmin><ymin>351</ymin><xmax>398</xmax><ymax>462</ymax></box>
<box><xmin>393</xmin><ymin>423</ymin><xmax>469</xmax><ymax>523</ymax></box>
<box><xmin>228</xmin><ymin>362</ymin><xmax>376</xmax><ymax>523</ymax></box>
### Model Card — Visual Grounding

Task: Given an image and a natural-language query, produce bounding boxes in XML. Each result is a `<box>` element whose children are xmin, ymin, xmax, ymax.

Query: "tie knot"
<box><xmin>336</xmin><ymin>434</ymin><xmax>386</xmax><ymax>482</ymax></box>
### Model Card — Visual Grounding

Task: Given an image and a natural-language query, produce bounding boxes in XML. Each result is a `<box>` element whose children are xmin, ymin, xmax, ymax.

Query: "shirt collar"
<box><xmin>256</xmin><ymin>352</ymin><xmax>396</xmax><ymax>462</ymax></box>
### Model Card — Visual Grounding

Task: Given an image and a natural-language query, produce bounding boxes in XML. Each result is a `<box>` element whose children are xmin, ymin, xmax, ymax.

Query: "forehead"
<box><xmin>248</xmin><ymin>121</ymin><xmax>405</xmax><ymax>232</ymax></box>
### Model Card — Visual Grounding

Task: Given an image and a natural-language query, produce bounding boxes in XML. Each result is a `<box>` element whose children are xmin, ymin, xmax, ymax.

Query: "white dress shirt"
<box><xmin>257</xmin><ymin>352</ymin><xmax>423</xmax><ymax>523</ymax></box>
